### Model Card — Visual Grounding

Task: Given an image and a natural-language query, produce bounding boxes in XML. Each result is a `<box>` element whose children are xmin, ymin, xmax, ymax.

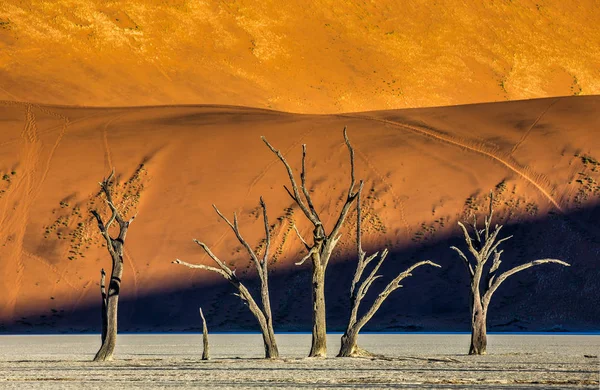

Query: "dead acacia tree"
<box><xmin>173</xmin><ymin>197</ymin><xmax>279</xmax><ymax>359</ymax></box>
<box><xmin>339</xmin><ymin>190</ymin><xmax>441</xmax><ymax>357</ymax></box>
<box><xmin>262</xmin><ymin>127</ymin><xmax>361</xmax><ymax>357</ymax></box>
<box><xmin>199</xmin><ymin>307</ymin><xmax>209</xmax><ymax>360</ymax></box>
<box><xmin>450</xmin><ymin>193</ymin><xmax>570</xmax><ymax>355</ymax></box>
<box><xmin>91</xmin><ymin>169</ymin><xmax>137</xmax><ymax>362</ymax></box>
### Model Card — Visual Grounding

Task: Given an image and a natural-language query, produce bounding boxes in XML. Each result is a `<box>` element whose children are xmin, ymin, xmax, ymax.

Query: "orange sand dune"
<box><xmin>1</xmin><ymin>1</ymin><xmax>599</xmax><ymax>112</ymax></box>
<box><xmin>0</xmin><ymin>96</ymin><xmax>598</xmax><ymax>332</ymax></box>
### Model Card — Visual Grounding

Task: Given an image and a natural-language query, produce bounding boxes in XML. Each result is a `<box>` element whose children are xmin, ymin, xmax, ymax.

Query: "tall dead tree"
<box><xmin>262</xmin><ymin>128</ymin><xmax>361</xmax><ymax>357</ymax></box>
<box><xmin>173</xmin><ymin>197</ymin><xmax>279</xmax><ymax>359</ymax></box>
<box><xmin>450</xmin><ymin>193</ymin><xmax>570</xmax><ymax>355</ymax></box>
<box><xmin>339</xmin><ymin>190</ymin><xmax>441</xmax><ymax>357</ymax></box>
<box><xmin>91</xmin><ymin>169</ymin><xmax>137</xmax><ymax>362</ymax></box>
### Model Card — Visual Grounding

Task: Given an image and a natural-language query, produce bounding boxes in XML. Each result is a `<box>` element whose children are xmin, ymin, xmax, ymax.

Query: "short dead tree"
<box><xmin>91</xmin><ymin>169</ymin><xmax>137</xmax><ymax>362</ymax></box>
<box><xmin>338</xmin><ymin>190</ymin><xmax>441</xmax><ymax>357</ymax></box>
<box><xmin>262</xmin><ymin>128</ymin><xmax>361</xmax><ymax>357</ymax></box>
<box><xmin>173</xmin><ymin>197</ymin><xmax>279</xmax><ymax>359</ymax></box>
<box><xmin>451</xmin><ymin>193</ymin><xmax>570</xmax><ymax>355</ymax></box>
<box><xmin>199</xmin><ymin>307</ymin><xmax>209</xmax><ymax>360</ymax></box>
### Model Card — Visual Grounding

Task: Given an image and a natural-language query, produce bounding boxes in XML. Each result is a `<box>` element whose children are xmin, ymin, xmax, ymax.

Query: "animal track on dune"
<box><xmin>124</xmin><ymin>247</ymin><xmax>139</xmax><ymax>319</ymax></box>
<box><xmin>22</xmin><ymin>250</ymin><xmax>78</xmax><ymax>292</ymax></box>
<box><xmin>101</xmin><ymin>112</ymin><xmax>130</xmax><ymax>171</ymax></box>
<box><xmin>511</xmin><ymin>98</ymin><xmax>560</xmax><ymax>155</ymax></box>
<box><xmin>339</xmin><ymin>114</ymin><xmax>563</xmax><ymax>212</ymax></box>
<box><xmin>246</xmin><ymin>126</ymin><xmax>317</xmax><ymax>198</ymax></box>
<box><xmin>2</xmin><ymin>104</ymin><xmax>43</xmax><ymax>318</ymax></box>
<box><xmin>353</xmin><ymin>147</ymin><xmax>411</xmax><ymax>239</ymax></box>
<box><xmin>0</xmin><ymin>109</ymin><xmax>105</xmax><ymax>149</ymax></box>
<box><xmin>34</xmin><ymin>105</ymin><xmax>71</xmax><ymax>188</ymax></box>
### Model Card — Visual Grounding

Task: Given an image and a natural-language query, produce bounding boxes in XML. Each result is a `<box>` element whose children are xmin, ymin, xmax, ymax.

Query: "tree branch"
<box><xmin>261</xmin><ymin>136</ymin><xmax>320</xmax><ymax>226</ymax></box>
<box><xmin>483</xmin><ymin>259</ymin><xmax>570</xmax><ymax>306</ymax></box>
<box><xmin>484</xmin><ymin>192</ymin><xmax>494</xmax><ymax>240</ymax></box>
<box><xmin>355</xmin><ymin>260</ymin><xmax>441</xmax><ymax>331</ymax></box>
<box><xmin>291</xmin><ymin>221</ymin><xmax>311</xmax><ymax>250</ymax></box>
<box><xmin>300</xmin><ymin>144</ymin><xmax>320</xmax><ymax>222</ymax></box>
<box><xmin>450</xmin><ymin>246</ymin><xmax>475</xmax><ymax>277</ymax></box>
<box><xmin>457</xmin><ymin>222</ymin><xmax>480</xmax><ymax>262</ymax></box>
<box><xmin>172</xmin><ymin>258</ymin><xmax>230</xmax><ymax>279</ymax></box>
<box><xmin>343</xmin><ymin>127</ymin><xmax>356</xmax><ymax>197</ymax></box>
<box><xmin>212</xmin><ymin>205</ymin><xmax>262</xmax><ymax>272</ymax></box>
<box><xmin>295</xmin><ymin>246</ymin><xmax>317</xmax><ymax>266</ymax></box>
<box><xmin>192</xmin><ymin>239</ymin><xmax>236</xmax><ymax>277</ymax></box>
<box><xmin>327</xmin><ymin>180</ymin><xmax>363</xmax><ymax>256</ymax></box>
<box><xmin>259</xmin><ymin>197</ymin><xmax>270</xmax><ymax>266</ymax></box>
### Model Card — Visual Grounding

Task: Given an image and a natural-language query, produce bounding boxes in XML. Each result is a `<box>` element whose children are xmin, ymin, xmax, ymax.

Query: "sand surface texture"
<box><xmin>0</xmin><ymin>334</ymin><xmax>598</xmax><ymax>389</ymax></box>
<box><xmin>1</xmin><ymin>1</ymin><xmax>599</xmax><ymax>112</ymax></box>
<box><xmin>0</xmin><ymin>97</ymin><xmax>598</xmax><ymax>333</ymax></box>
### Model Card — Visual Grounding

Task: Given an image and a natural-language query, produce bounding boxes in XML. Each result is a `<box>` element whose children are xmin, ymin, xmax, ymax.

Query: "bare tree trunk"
<box><xmin>470</xmin><ymin>310</ymin><xmax>487</xmax><ymax>355</ymax></box>
<box><xmin>261</xmin><ymin>327</ymin><xmax>279</xmax><ymax>359</ymax></box>
<box><xmin>94</xmin><ymin>250</ymin><xmax>124</xmax><ymax>361</ymax></box>
<box><xmin>469</xmin><ymin>294</ymin><xmax>487</xmax><ymax>355</ymax></box>
<box><xmin>99</xmin><ymin>269</ymin><xmax>107</xmax><ymax>344</ymax></box>
<box><xmin>338</xmin><ymin>330</ymin><xmax>361</xmax><ymax>357</ymax></box>
<box><xmin>199</xmin><ymin>307</ymin><xmax>209</xmax><ymax>360</ymax></box>
<box><xmin>309</xmin><ymin>260</ymin><xmax>327</xmax><ymax>357</ymax></box>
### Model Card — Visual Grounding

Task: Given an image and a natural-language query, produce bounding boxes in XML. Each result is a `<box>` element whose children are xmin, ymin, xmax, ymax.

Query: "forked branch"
<box><xmin>483</xmin><ymin>258</ymin><xmax>570</xmax><ymax>305</ymax></box>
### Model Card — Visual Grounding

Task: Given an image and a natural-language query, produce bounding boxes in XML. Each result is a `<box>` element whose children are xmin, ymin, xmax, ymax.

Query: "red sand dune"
<box><xmin>1</xmin><ymin>1</ymin><xmax>599</xmax><ymax>112</ymax></box>
<box><xmin>0</xmin><ymin>96</ymin><xmax>598</xmax><ymax>332</ymax></box>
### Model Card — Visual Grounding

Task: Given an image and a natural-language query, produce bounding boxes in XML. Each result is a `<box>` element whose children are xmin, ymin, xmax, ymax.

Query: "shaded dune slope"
<box><xmin>0</xmin><ymin>96</ymin><xmax>598</xmax><ymax>332</ymax></box>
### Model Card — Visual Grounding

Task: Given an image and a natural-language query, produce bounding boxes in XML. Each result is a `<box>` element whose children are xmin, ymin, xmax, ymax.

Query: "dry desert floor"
<box><xmin>0</xmin><ymin>333</ymin><xmax>598</xmax><ymax>389</ymax></box>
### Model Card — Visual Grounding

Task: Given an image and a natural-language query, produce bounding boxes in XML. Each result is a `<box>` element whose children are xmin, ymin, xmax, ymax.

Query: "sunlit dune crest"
<box><xmin>0</xmin><ymin>1</ymin><xmax>599</xmax><ymax>112</ymax></box>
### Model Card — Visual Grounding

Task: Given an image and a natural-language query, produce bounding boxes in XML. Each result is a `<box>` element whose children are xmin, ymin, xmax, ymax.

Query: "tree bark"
<box><xmin>338</xmin><ymin>330</ymin><xmax>359</xmax><ymax>357</ymax></box>
<box><xmin>99</xmin><ymin>269</ymin><xmax>107</xmax><ymax>344</ymax></box>
<box><xmin>309</xmin><ymin>260</ymin><xmax>327</xmax><ymax>357</ymax></box>
<box><xmin>469</xmin><ymin>299</ymin><xmax>487</xmax><ymax>355</ymax></box>
<box><xmin>261</xmin><ymin>327</ymin><xmax>279</xmax><ymax>359</ymax></box>
<box><xmin>199</xmin><ymin>307</ymin><xmax>209</xmax><ymax>360</ymax></box>
<box><xmin>94</xmin><ymin>246</ymin><xmax>124</xmax><ymax>361</ymax></box>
